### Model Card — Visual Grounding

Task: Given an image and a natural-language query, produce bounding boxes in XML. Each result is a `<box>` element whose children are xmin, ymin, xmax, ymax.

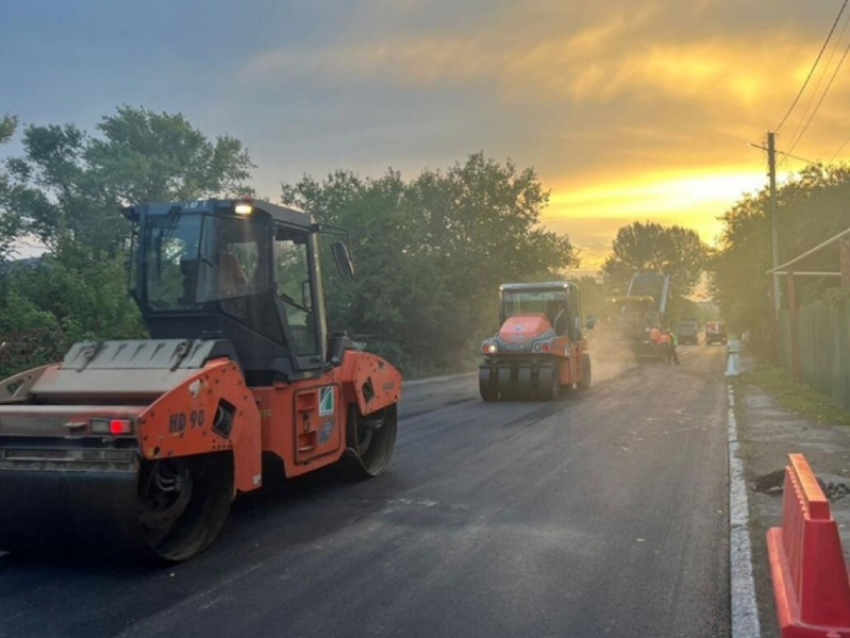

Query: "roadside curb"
<box><xmin>727</xmin><ymin>383</ymin><xmax>761</xmax><ymax>638</ymax></box>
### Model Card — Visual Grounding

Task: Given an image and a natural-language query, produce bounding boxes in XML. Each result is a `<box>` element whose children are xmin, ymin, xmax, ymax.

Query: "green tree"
<box><xmin>88</xmin><ymin>105</ymin><xmax>255</xmax><ymax>204</ymax></box>
<box><xmin>574</xmin><ymin>275</ymin><xmax>608</xmax><ymax>320</ymax></box>
<box><xmin>710</xmin><ymin>191</ymin><xmax>772</xmax><ymax>348</ymax></box>
<box><xmin>0</xmin><ymin>106</ymin><xmax>251</xmax><ymax>378</ymax></box>
<box><xmin>602</xmin><ymin>221</ymin><xmax>706</xmax><ymax>302</ymax></box>
<box><xmin>5</xmin><ymin>105</ymin><xmax>255</xmax><ymax>253</ymax></box>
<box><xmin>0</xmin><ymin>239</ymin><xmax>146</xmax><ymax>378</ymax></box>
<box><xmin>712</xmin><ymin>163</ymin><xmax>850</xmax><ymax>355</ymax></box>
<box><xmin>282</xmin><ymin>153</ymin><xmax>577</xmax><ymax>374</ymax></box>
<box><xmin>0</xmin><ymin>115</ymin><xmax>21</xmax><ymax>260</ymax></box>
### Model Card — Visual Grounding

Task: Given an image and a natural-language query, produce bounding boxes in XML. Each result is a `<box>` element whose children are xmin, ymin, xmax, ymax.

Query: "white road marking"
<box><xmin>727</xmin><ymin>383</ymin><xmax>761</xmax><ymax>638</ymax></box>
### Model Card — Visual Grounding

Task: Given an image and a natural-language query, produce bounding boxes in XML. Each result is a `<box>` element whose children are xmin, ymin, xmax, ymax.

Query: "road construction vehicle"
<box><xmin>478</xmin><ymin>282</ymin><xmax>593</xmax><ymax>401</ymax></box>
<box><xmin>705</xmin><ymin>320</ymin><xmax>727</xmax><ymax>345</ymax></box>
<box><xmin>597</xmin><ymin>273</ymin><xmax>671</xmax><ymax>361</ymax></box>
<box><xmin>0</xmin><ymin>198</ymin><xmax>401</xmax><ymax>562</ymax></box>
<box><xmin>675</xmin><ymin>320</ymin><xmax>699</xmax><ymax>345</ymax></box>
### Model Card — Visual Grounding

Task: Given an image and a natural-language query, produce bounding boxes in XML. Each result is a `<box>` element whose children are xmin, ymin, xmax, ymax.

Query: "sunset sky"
<box><xmin>3</xmin><ymin>0</ymin><xmax>849</xmax><ymax>269</ymax></box>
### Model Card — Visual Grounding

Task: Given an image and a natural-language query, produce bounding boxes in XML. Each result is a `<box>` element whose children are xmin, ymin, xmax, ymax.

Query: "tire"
<box><xmin>517</xmin><ymin>367</ymin><xmax>534</xmax><ymax>401</ymax></box>
<box><xmin>535</xmin><ymin>365</ymin><xmax>559</xmax><ymax>401</ymax></box>
<box><xmin>346</xmin><ymin>404</ymin><xmax>398</xmax><ymax>478</ymax></box>
<box><xmin>578</xmin><ymin>353</ymin><xmax>591</xmax><ymax>390</ymax></box>
<box><xmin>498</xmin><ymin>367</ymin><xmax>515</xmax><ymax>401</ymax></box>
<box><xmin>139</xmin><ymin>454</ymin><xmax>234</xmax><ymax>562</ymax></box>
<box><xmin>0</xmin><ymin>454</ymin><xmax>235</xmax><ymax>563</ymax></box>
<box><xmin>479</xmin><ymin>367</ymin><xmax>498</xmax><ymax>402</ymax></box>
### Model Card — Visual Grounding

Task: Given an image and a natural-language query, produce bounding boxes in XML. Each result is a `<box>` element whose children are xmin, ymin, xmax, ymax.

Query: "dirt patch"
<box><xmin>819</xmin><ymin>475</ymin><xmax>850</xmax><ymax>501</ymax></box>
<box><xmin>751</xmin><ymin>469</ymin><xmax>785</xmax><ymax>495</ymax></box>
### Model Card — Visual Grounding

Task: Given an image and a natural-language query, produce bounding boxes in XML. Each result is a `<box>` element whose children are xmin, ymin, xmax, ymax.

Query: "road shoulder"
<box><xmin>733</xmin><ymin>380</ymin><xmax>850</xmax><ymax>638</ymax></box>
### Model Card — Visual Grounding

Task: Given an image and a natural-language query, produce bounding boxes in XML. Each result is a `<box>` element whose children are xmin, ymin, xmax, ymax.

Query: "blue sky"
<box><xmin>3</xmin><ymin>0</ymin><xmax>847</xmax><ymax>268</ymax></box>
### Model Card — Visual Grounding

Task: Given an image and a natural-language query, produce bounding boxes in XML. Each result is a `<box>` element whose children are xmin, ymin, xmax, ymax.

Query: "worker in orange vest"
<box><xmin>649</xmin><ymin>326</ymin><xmax>661</xmax><ymax>344</ymax></box>
<box><xmin>650</xmin><ymin>326</ymin><xmax>679</xmax><ymax>365</ymax></box>
<box><xmin>657</xmin><ymin>329</ymin><xmax>680</xmax><ymax>365</ymax></box>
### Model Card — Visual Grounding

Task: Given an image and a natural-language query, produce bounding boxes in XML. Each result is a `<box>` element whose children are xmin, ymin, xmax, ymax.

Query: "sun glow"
<box><xmin>542</xmin><ymin>169</ymin><xmax>768</xmax><ymax>271</ymax></box>
<box><xmin>549</xmin><ymin>170</ymin><xmax>765</xmax><ymax>217</ymax></box>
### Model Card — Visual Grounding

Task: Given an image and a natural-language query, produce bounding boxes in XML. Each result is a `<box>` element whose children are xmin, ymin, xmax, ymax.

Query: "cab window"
<box><xmin>274</xmin><ymin>224</ymin><xmax>319</xmax><ymax>356</ymax></box>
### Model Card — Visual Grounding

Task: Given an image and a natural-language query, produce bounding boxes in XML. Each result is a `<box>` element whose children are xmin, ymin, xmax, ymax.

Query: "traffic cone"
<box><xmin>725</xmin><ymin>339</ymin><xmax>742</xmax><ymax>376</ymax></box>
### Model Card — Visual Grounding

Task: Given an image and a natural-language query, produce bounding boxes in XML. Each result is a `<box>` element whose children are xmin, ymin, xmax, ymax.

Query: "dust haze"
<box><xmin>589</xmin><ymin>340</ymin><xmax>639</xmax><ymax>385</ymax></box>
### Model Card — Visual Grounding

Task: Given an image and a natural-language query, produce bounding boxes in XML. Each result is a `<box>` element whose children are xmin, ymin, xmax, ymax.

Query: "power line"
<box><xmin>779</xmin><ymin>149</ymin><xmax>817</xmax><ymax>164</ymax></box>
<box><xmin>749</xmin><ymin>142</ymin><xmax>816</xmax><ymax>165</ymax></box>
<box><xmin>784</xmin><ymin>29</ymin><xmax>850</xmax><ymax>161</ymax></box>
<box><xmin>784</xmin><ymin>151</ymin><xmax>816</xmax><ymax>164</ymax></box>
<box><xmin>783</xmin><ymin>5</ymin><xmax>850</xmax><ymax>151</ymax></box>
<box><xmin>830</xmin><ymin>16</ymin><xmax>850</xmax><ymax>160</ymax></box>
<box><xmin>775</xmin><ymin>0</ymin><xmax>849</xmax><ymax>132</ymax></box>
<box><xmin>830</xmin><ymin>131</ymin><xmax>850</xmax><ymax>160</ymax></box>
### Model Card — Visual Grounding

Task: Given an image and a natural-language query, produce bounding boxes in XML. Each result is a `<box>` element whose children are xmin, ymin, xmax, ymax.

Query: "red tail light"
<box><xmin>109</xmin><ymin>419</ymin><xmax>132</xmax><ymax>435</ymax></box>
<box><xmin>90</xmin><ymin>418</ymin><xmax>134</xmax><ymax>435</ymax></box>
<box><xmin>542</xmin><ymin>344</ymin><xmax>550</xmax><ymax>352</ymax></box>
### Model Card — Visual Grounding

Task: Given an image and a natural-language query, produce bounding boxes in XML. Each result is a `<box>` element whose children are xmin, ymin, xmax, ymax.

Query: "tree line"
<box><xmin>280</xmin><ymin>156</ymin><xmax>579</xmax><ymax>372</ymax></box>
<box><xmin>711</xmin><ymin>164</ymin><xmax>850</xmax><ymax>357</ymax></box>
<box><xmin>15</xmin><ymin>104</ymin><xmax>803</xmax><ymax>381</ymax></box>
<box><xmin>0</xmin><ymin>106</ymin><xmax>586</xmax><ymax>377</ymax></box>
<box><xmin>16</xmin><ymin>106</ymin><xmax>815</xmax><ymax>379</ymax></box>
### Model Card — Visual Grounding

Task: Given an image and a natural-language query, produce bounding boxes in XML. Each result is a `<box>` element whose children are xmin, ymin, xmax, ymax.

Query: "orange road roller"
<box><xmin>0</xmin><ymin>198</ymin><xmax>401</xmax><ymax>561</ymax></box>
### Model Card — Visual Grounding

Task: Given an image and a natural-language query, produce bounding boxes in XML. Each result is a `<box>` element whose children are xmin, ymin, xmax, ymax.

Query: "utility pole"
<box><xmin>767</xmin><ymin>132</ymin><xmax>781</xmax><ymax>314</ymax></box>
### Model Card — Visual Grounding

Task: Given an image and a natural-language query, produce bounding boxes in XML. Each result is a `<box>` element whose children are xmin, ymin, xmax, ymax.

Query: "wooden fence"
<box><xmin>779</xmin><ymin>297</ymin><xmax>850</xmax><ymax>411</ymax></box>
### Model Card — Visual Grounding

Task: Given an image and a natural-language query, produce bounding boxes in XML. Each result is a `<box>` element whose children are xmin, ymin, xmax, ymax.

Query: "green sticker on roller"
<box><xmin>319</xmin><ymin>386</ymin><xmax>334</xmax><ymax>416</ymax></box>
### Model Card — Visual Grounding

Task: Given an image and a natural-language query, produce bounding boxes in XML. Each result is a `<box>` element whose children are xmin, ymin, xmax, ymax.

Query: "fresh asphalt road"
<box><xmin>0</xmin><ymin>345</ymin><xmax>731</xmax><ymax>638</ymax></box>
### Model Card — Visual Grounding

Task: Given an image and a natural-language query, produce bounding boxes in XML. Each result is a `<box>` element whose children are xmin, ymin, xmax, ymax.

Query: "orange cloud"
<box><xmin>240</xmin><ymin>0</ymin><xmax>850</xmax><ymax>274</ymax></box>
<box><xmin>242</xmin><ymin>14</ymin><xmax>818</xmax><ymax>115</ymax></box>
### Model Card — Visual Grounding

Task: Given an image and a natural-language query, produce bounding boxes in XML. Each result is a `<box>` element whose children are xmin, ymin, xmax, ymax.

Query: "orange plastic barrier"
<box><xmin>766</xmin><ymin>453</ymin><xmax>850</xmax><ymax>637</ymax></box>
